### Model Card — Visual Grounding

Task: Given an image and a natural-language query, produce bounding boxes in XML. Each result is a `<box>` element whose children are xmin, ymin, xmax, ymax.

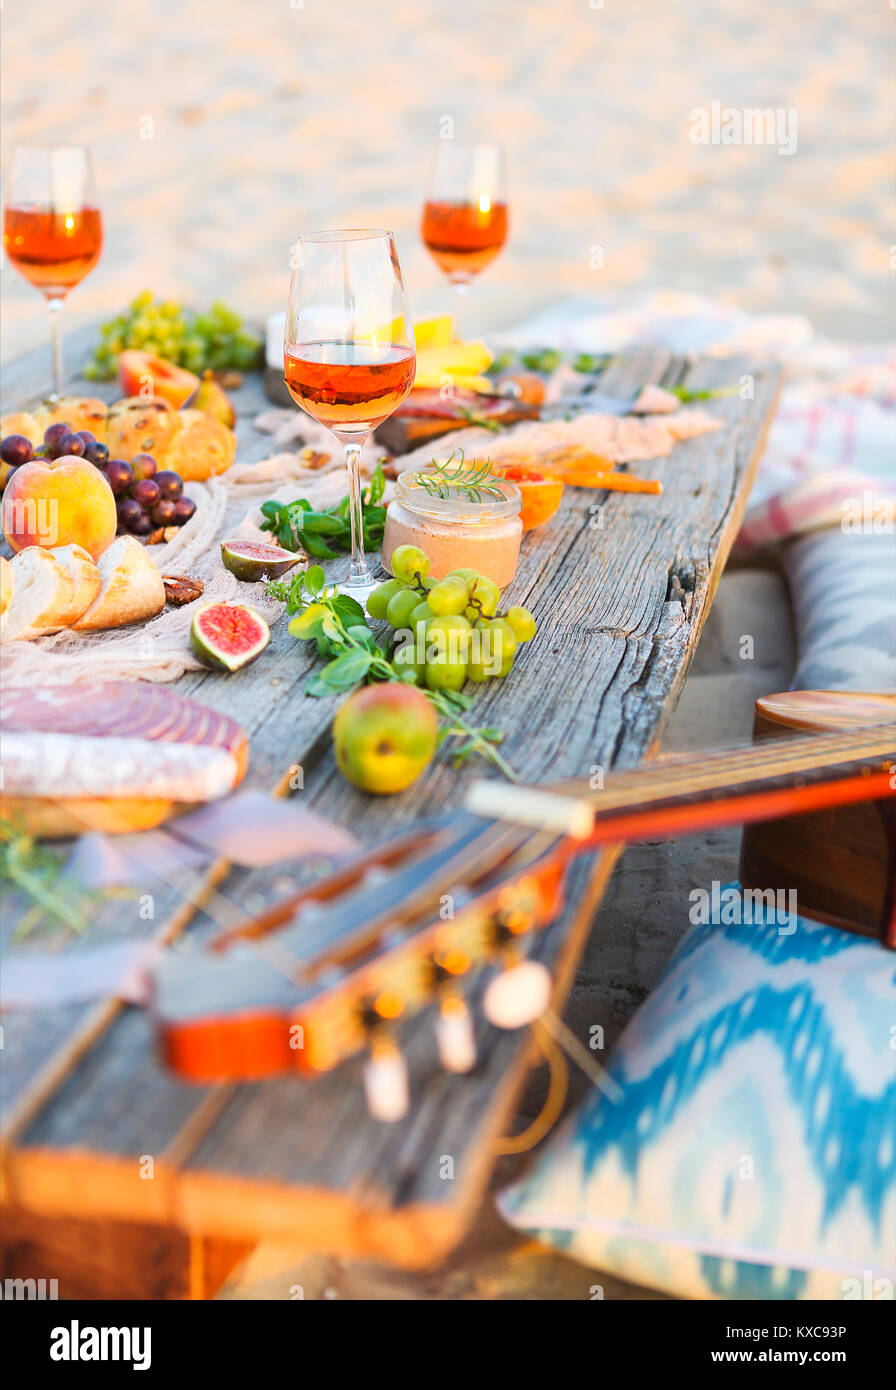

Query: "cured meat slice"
<box><xmin>0</xmin><ymin>682</ymin><xmax>246</xmax><ymax>761</ymax></box>
<box><xmin>0</xmin><ymin>682</ymin><xmax>249</xmax><ymax>835</ymax></box>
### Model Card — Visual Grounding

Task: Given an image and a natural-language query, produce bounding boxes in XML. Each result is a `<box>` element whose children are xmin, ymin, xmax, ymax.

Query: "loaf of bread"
<box><xmin>1</xmin><ymin>534</ymin><xmax>166</xmax><ymax>640</ymax></box>
<box><xmin>152</xmin><ymin>408</ymin><xmax>236</xmax><ymax>480</ymax></box>
<box><xmin>0</xmin><ymin>554</ymin><xmax>12</xmax><ymax>632</ymax></box>
<box><xmin>2</xmin><ymin>547</ymin><xmax>77</xmax><ymax>640</ymax></box>
<box><xmin>51</xmin><ymin>543</ymin><xmax>103</xmax><ymax>625</ymax></box>
<box><xmin>72</xmin><ymin>534</ymin><xmax>166</xmax><ymax>631</ymax></box>
<box><xmin>0</xmin><ymin>394</ymin><xmax>237</xmax><ymax>481</ymax></box>
<box><xmin>0</xmin><ymin>395</ymin><xmax>108</xmax><ymax>443</ymax></box>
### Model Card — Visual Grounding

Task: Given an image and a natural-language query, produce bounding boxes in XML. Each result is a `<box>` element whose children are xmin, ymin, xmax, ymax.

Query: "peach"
<box><xmin>118</xmin><ymin>350</ymin><xmax>199</xmax><ymax>409</ymax></box>
<box><xmin>1</xmin><ymin>455</ymin><xmax>117</xmax><ymax>560</ymax></box>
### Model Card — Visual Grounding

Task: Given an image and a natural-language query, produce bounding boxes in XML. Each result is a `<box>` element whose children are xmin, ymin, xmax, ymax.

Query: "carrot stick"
<box><xmin>540</xmin><ymin>448</ymin><xmax>615</xmax><ymax>471</ymax></box>
<box><xmin>542</xmin><ymin>467</ymin><xmax>662</xmax><ymax>494</ymax></box>
<box><xmin>504</xmin><ymin>448</ymin><xmax>661</xmax><ymax>493</ymax></box>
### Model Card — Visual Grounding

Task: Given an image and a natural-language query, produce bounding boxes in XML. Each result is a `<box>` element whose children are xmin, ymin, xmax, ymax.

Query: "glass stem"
<box><xmin>48</xmin><ymin>297</ymin><xmax>64</xmax><ymax>400</ymax></box>
<box><xmin>450</xmin><ymin>277</ymin><xmax>469</xmax><ymax>337</ymax></box>
<box><xmin>344</xmin><ymin>441</ymin><xmax>372</xmax><ymax>588</ymax></box>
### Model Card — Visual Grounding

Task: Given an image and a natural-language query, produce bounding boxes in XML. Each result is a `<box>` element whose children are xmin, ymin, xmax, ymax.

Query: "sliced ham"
<box><xmin>394</xmin><ymin>405</ymin><xmax>723</xmax><ymax>478</ymax></box>
<box><xmin>438</xmin><ymin>406</ymin><xmax>723</xmax><ymax>468</ymax></box>
<box><xmin>631</xmin><ymin>383</ymin><xmax>681</xmax><ymax>415</ymax></box>
<box><xmin>0</xmin><ymin>681</ymin><xmax>245</xmax><ymax>756</ymax></box>
<box><xmin>396</xmin><ymin>388</ymin><xmax>516</xmax><ymax>420</ymax></box>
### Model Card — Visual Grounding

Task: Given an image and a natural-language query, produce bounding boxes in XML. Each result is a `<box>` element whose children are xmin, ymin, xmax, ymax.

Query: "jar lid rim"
<box><xmin>394</xmin><ymin>464</ymin><xmax>521</xmax><ymax>519</ymax></box>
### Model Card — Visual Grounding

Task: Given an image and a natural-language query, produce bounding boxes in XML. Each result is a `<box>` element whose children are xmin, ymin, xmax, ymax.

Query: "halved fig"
<box><xmin>220</xmin><ymin>538</ymin><xmax>299</xmax><ymax>582</ymax></box>
<box><xmin>190</xmin><ymin>602</ymin><xmax>270</xmax><ymax>672</ymax></box>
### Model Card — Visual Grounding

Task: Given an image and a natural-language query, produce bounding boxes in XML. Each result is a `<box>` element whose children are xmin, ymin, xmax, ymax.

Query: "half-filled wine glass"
<box><xmin>284</xmin><ymin>230</ymin><xmax>416</xmax><ymax>593</ymax></box>
<box><xmin>3</xmin><ymin>145</ymin><xmax>102</xmax><ymax>399</ymax></box>
<box><xmin>421</xmin><ymin>141</ymin><xmax>507</xmax><ymax>297</ymax></box>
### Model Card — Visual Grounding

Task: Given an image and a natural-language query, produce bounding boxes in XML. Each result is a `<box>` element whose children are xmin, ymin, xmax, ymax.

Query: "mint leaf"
<box><xmin>320</xmin><ymin>612</ymin><xmax>341</xmax><ymax>641</ymax></box>
<box><xmin>332</xmin><ymin>594</ymin><xmax>366</xmax><ymax>624</ymax></box>
<box><xmin>320</xmin><ymin>650</ymin><xmax>372</xmax><ymax>688</ymax></box>
<box><xmin>366</xmin><ymin>460</ymin><xmax>385</xmax><ymax>505</ymax></box>
<box><xmin>304</xmin><ymin>565</ymin><xmax>326</xmax><ymax>596</ymax></box>
<box><xmin>345</xmin><ymin>623</ymin><xmax>376</xmax><ymax>648</ymax></box>
<box><xmin>302</xmin><ymin>512</ymin><xmax>347</xmax><ymax>536</ymax></box>
<box><xmin>306</xmin><ymin>673</ymin><xmax>338</xmax><ymax>698</ymax></box>
<box><xmin>288</xmin><ymin>603</ymin><xmax>329</xmax><ymax>640</ymax></box>
<box><xmin>302</xmin><ymin>534</ymin><xmax>338</xmax><ymax>559</ymax></box>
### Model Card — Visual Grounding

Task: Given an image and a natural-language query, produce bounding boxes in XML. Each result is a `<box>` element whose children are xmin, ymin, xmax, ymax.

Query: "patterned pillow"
<box><xmin>784</xmin><ymin>527</ymin><xmax>896</xmax><ymax>693</ymax></box>
<box><xmin>499</xmin><ymin>888</ymin><xmax>896</xmax><ymax>1299</ymax></box>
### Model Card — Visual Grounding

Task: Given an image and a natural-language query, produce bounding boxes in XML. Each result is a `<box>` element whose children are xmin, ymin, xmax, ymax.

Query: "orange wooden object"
<box><xmin>741</xmin><ymin>690</ymin><xmax>896</xmax><ymax>943</ymax></box>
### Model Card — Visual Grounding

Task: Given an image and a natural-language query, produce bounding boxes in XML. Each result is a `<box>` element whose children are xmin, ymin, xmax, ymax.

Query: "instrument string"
<box><xmin>547</xmin><ymin>731</ymin><xmax>894</xmax><ymax>816</ymax></box>
<box><xmin>540</xmin><ymin>1008</ymin><xmax>625</xmax><ymax>1104</ymax></box>
<box><xmin>491</xmin><ymin>1021</ymin><xmax>569</xmax><ymax>1156</ymax></box>
<box><xmin>490</xmin><ymin>1010</ymin><xmax>627</xmax><ymax>1156</ymax></box>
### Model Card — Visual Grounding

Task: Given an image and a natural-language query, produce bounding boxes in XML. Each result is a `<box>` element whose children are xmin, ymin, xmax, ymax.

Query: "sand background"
<box><xmin>3</xmin><ymin>0</ymin><xmax>895</xmax><ymax>363</ymax></box>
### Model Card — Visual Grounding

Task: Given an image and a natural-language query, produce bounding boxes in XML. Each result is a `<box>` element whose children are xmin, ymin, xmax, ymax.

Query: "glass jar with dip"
<box><xmin>382</xmin><ymin>464</ymin><xmax>523</xmax><ymax>588</ymax></box>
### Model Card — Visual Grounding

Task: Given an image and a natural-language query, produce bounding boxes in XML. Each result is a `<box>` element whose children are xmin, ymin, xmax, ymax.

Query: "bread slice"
<box><xmin>3</xmin><ymin>547</ymin><xmax>76</xmax><ymax>640</ymax></box>
<box><xmin>72</xmin><ymin>534</ymin><xmax>166</xmax><ymax>631</ymax></box>
<box><xmin>51</xmin><ymin>543</ymin><xmax>102</xmax><ymax>626</ymax></box>
<box><xmin>0</xmin><ymin>554</ymin><xmax>13</xmax><ymax>633</ymax></box>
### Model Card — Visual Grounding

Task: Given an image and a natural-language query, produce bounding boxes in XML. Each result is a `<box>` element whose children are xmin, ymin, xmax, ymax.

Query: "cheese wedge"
<box><xmin>411</xmin><ymin>370</ymin><xmax>495</xmax><ymax>393</ymax></box>
<box><xmin>413</xmin><ymin>314</ymin><xmax>456</xmax><ymax>350</ymax></box>
<box><xmin>415</xmin><ymin>341</ymin><xmax>494</xmax><ymax>379</ymax></box>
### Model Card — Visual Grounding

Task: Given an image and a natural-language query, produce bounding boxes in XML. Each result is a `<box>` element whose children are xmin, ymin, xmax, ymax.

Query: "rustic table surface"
<box><xmin>1</xmin><ymin>331</ymin><xmax>779</xmax><ymax>1296</ymax></box>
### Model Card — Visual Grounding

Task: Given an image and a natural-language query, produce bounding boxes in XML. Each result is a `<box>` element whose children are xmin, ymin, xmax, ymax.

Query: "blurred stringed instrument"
<box><xmin>152</xmin><ymin>701</ymin><xmax>895</xmax><ymax>1114</ymax></box>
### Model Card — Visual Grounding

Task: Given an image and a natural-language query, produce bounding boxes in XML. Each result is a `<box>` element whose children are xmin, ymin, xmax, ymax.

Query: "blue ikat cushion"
<box><xmin>498</xmin><ymin>886</ymin><xmax>896</xmax><ymax>1299</ymax></box>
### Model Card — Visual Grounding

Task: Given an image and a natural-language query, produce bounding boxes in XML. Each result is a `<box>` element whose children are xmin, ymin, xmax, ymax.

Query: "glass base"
<box><xmin>335</xmin><ymin>576</ymin><xmax>377</xmax><ymax>602</ymax></box>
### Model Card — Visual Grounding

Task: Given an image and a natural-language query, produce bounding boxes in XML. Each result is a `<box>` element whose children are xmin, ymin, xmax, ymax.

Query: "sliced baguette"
<box><xmin>3</xmin><ymin>547</ymin><xmax>75</xmax><ymax>640</ymax></box>
<box><xmin>72</xmin><ymin>534</ymin><xmax>166</xmax><ymax>631</ymax></box>
<box><xmin>0</xmin><ymin>554</ymin><xmax>13</xmax><ymax>633</ymax></box>
<box><xmin>51</xmin><ymin>543</ymin><xmax>102</xmax><ymax>626</ymax></box>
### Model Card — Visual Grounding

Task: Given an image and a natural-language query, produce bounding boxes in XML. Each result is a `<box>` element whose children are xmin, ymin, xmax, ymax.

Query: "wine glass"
<box><xmin>284</xmin><ymin>230</ymin><xmax>416</xmax><ymax>593</ymax></box>
<box><xmin>421</xmin><ymin>141</ymin><xmax>507</xmax><ymax>298</ymax></box>
<box><xmin>3</xmin><ymin>145</ymin><xmax>102</xmax><ymax>399</ymax></box>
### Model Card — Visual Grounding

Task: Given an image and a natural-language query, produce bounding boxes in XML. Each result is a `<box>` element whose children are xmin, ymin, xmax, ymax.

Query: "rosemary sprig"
<box><xmin>413</xmin><ymin>450</ymin><xmax>506</xmax><ymax>504</ymax></box>
<box><xmin>1</xmin><ymin>820</ymin><xmax>93</xmax><ymax>937</ymax></box>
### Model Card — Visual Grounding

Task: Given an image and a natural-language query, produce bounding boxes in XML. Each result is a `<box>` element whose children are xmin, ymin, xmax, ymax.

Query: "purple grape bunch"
<box><xmin>1</xmin><ymin>421</ymin><xmax>195</xmax><ymax>538</ymax></box>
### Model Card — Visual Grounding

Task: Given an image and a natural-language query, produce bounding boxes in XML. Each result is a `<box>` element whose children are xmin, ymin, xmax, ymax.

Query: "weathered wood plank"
<box><xmin>1</xmin><ymin>342</ymin><xmax>779</xmax><ymax>1268</ymax></box>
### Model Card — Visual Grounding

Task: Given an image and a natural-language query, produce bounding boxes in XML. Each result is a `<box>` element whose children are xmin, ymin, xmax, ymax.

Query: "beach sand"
<box><xmin>3</xmin><ymin>0</ymin><xmax>894</xmax><ymax>364</ymax></box>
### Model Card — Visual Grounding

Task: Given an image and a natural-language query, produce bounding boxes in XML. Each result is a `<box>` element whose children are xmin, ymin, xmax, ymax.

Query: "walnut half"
<box><xmin>162</xmin><ymin>575</ymin><xmax>205</xmax><ymax>606</ymax></box>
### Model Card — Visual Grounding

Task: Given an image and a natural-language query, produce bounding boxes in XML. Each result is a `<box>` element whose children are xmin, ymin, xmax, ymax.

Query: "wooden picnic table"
<box><xmin>0</xmin><ymin>328</ymin><xmax>779</xmax><ymax>1297</ymax></box>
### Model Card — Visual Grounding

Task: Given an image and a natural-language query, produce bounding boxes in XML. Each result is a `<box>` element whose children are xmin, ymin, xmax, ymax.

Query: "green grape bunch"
<box><xmin>367</xmin><ymin>545</ymin><xmax>537</xmax><ymax>693</ymax></box>
<box><xmin>84</xmin><ymin>292</ymin><xmax>263</xmax><ymax>380</ymax></box>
